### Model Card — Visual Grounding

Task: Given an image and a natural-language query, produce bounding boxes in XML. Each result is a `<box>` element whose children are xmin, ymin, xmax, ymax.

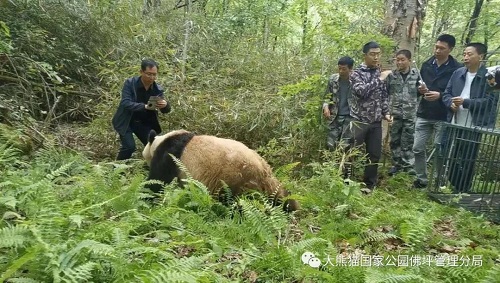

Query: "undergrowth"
<box><xmin>1</xmin><ymin>134</ymin><xmax>499</xmax><ymax>283</ymax></box>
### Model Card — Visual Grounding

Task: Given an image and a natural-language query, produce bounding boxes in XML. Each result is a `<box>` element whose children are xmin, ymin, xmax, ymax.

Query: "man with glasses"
<box><xmin>346</xmin><ymin>41</ymin><xmax>393</xmax><ymax>192</ymax></box>
<box><xmin>112</xmin><ymin>59</ymin><xmax>171</xmax><ymax>160</ymax></box>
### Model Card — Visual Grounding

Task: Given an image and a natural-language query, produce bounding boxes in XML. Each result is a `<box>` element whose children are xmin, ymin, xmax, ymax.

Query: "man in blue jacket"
<box><xmin>412</xmin><ymin>34</ymin><xmax>462</xmax><ymax>188</ymax></box>
<box><xmin>441</xmin><ymin>42</ymin><xmax>498</xmax><ymax>192</ymax></box>
<box><xmin>112</xmin><ymin>59</ymin><xmax>171</xmax><ymax>160</ymax></box>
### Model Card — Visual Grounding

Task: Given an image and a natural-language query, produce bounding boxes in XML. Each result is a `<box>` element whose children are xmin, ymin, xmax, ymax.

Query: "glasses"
<box><xmin>143</xmin><ymin>72</ymin><xmax>158</xmax><ymax>78</ymax></box>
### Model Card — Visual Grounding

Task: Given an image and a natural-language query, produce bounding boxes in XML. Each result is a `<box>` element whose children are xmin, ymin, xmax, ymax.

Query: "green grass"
<box><xmin>0</xmin><ymin>139</ymin><xmax>499</xmax><ymax>282</ymax></box>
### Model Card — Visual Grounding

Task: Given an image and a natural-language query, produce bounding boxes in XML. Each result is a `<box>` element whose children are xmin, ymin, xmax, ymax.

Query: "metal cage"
<box><xmin>428</xmin><ymin>124</ymin><xmax>500</xmax><ymax>222</ymax></box>
<box><xmin>426</xmin><ymin>56</ymin><xmax>500</xmax><ymax>222</ymax></box>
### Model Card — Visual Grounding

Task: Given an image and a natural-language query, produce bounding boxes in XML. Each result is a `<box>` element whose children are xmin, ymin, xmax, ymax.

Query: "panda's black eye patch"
<box><xmin>148</xmin><ymin>130</ymin><xmax>158</xmax><ymax>144</ymax></box>
<box><xmin>147</xmin><ymin>132</ymin><xmax>196</xmax><ymax>193</ymax></box>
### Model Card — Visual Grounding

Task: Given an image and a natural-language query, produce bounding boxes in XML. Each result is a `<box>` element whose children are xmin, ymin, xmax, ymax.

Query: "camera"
<box><xmin>146</xmin><ymin>96</ymin><xmax>160</xmax><ymax>110</ymax></box>
<box><xmin>486</xmin><ymin>66</ymin><xmax>500</xmax><ymax>89</ymax></box>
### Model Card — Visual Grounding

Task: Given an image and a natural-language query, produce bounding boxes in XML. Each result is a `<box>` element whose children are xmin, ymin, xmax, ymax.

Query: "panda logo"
<box><xmin>301</xmin><ymin>251</ymin><xmax>321</xmax><ymax>268</ymax></box>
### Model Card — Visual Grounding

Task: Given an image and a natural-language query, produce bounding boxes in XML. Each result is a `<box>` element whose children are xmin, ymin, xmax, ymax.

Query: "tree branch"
<box><xmin>0</xmin><ymin>74</ymin><xmax>101</xmax><ymax>97</ymax></box>
<box><xmin>174</xmin><ymin>0</ymin><xmax>198</xmax><ymax>10</ymax></box>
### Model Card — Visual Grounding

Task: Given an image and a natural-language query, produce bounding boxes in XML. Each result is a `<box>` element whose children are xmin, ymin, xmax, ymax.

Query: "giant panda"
<box><xmin>142</xmin><ymin>129</ymin><xmax>300</xmax><ymax>212</ymax></box>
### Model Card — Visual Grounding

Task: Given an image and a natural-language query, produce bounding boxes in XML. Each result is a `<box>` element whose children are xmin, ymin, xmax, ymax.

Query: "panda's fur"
<box><xmin>142</xmin><ymin>129</ymin><xmax>300</xmax><ymax>212</ymax></box>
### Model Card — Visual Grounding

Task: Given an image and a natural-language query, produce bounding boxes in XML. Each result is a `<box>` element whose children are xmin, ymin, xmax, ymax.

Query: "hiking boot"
<box><xmin>413</xmin><ymin>179</ymin><xmax>427</xmax><ymax>189</ymax></box>
<box><xmin>388</xmin><ymin>166</ymin><xmax>399</xmax><ymax>176</ymax></box>
<box><xmin>406</xmin><ymin>169</ymin><xmax>416</xmax><ymax>176</ymax></box>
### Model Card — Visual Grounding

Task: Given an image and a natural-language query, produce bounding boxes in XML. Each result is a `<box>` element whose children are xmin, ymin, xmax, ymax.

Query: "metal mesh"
<box><xmin>427</xmin><ymin>87</ymin><xmax>500</xmax><ymax>222</ymax></box>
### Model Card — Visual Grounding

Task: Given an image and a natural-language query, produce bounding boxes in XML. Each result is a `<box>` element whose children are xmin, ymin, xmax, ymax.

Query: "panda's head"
<box><xmin>142</xmin><ymin>129</ymin><xmax>191</xmax><ymax>166</ymax></box>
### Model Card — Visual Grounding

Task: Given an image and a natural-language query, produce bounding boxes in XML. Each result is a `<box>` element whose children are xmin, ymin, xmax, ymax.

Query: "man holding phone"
<box><xmin>112</xmin><ymin>59</ymin><xmax>171</xmax><ymax>160</ymax></box>
<box><xmin>412</xmin><ymin>34</ymin><xmax>462</xmax><ymax>188</ymax></box>
<box><xmin>441</xmin><ymin>43</ymin><xmax>498</xmax><ymax>192</ymax></box>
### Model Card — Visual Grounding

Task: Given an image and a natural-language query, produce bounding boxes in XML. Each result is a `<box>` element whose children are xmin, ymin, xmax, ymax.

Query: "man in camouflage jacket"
<box><xmin>322</xmin><ymin>56</ymin><xmax>354</xmax><ymax>150</ymax></box>
<box><xmin>386</xmin><ymin>50</ymin><xmax>420</xmax><ymax>175</ymax></box>
<box><xmin>346</xmin><ymin>41</ymin><xmax>392</xmax><ymax>191</ymax></box>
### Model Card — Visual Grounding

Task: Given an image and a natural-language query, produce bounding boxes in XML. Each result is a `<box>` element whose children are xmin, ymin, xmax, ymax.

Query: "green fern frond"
<box><xmin>171</xmin><ymin>154</ymin><xmax>193</xmax><ymax>179</ymax></box>
<box><xmin>365</xmin><ymin>269</ymin><xmax>425</xmax><ymax>283</ymax></box>
<box><xmin>59</xmin><ymin>240</ymin><xmax>114</xmax><ymax>271</ymax></box>
<box><xmin>45</xmin><ymin>161</ymin><xmax>75</xmax><ymax>181</ymax></box>
<box><xmin>183</xmin><ymin>178</ymin><xmax>210</xmax><ymax>196</ymax></box>
<box><xmin>238</xmin><ymin>198</ymin><xmax>288</xmax><ymax>240</ymax></box>
<box><xmin>138</xmin><ymin>256</ymin><xmax>211</xmax><ymax>283</ymax></box>
<box><xmin>398</xmin><ymin>213</ymin><xmax>434</xmax><ymax>250</ymax></box>
<box><xmin>61</xmin><ymin>262</ymin><xmax>97</xmax><ymax>283</ymax></box>
<box><xmin>30</xmin><ymin>188</ymin><xmax>64</xmax><ymax>241</ymax></box>
<box><xmin>369</xmin><ymin>274</ymin><xmax>424</xmax><ymax>283</ymax></box>
<box><xmin>360</xmin><ymin>230</ymin><xmax>400</xmax><ymax>246</ymax></box>
<box><xmin>141</xmin><ymin>270</ymin><xmax>197</xmax><ymax>283</ymax></box>
<box><xmin>0</xmin><ymin>245</ymin><xmax>42</xmax><ymax>283</ymax></box>
<box><xmin>6</xmin><ymin>278</ymin><xmax>41</xmax><ymax>283</ymax></box>
<box><xmin>288</xmin><ymin>238</ymin><xmax>328</xmax><ymax>253</ymax></box>
<box><xmin>481</xmin><ymin>264</ymin><xmax>500</xmax><ymax>283</ymax></box>
<box><xmin>274</xmin><ymin>161</ymin><xmax>301</xmax><ymax>179</ymax></box>
<box><xmin>0</xmin><ymin>180</ymin><xmax>15</xmax><ymax>189</ymax></box>
<box><xmin>0</xmin><ymin>143</ymin><xmax>21</xmax><ymax>168</ymax></box>
<box><xmin>0</xmin><ymin>225</ymin><xmax>31</xmax><ymax>248</ymax></box>
<box><xmin>444</xmin><ymin>266</ymin><xmax>481</xmax><ymax>283</ymax></box>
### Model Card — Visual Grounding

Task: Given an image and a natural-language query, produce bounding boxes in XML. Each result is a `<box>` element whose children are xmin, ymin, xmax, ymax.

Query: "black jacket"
<box><xmin>112</xmin><ymin>76</ymin><xmax>171</xmax><ymax>136</ymax></box>
<box><xmin>417</xmin><ymin>55</ymin><xmax>462</xmax><ymax>121</ymax></box>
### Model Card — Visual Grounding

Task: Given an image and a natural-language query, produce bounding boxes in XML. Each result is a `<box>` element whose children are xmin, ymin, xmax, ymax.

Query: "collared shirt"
<box><xmin>432</xmin><ymin>58</ymin><xmax>450</xmax><ymax>76</ymax></box>
<box><xmin>417</xmin><ymin>55</ymin><xmax>462</xmax><ymax>121</ymax></box>
<box><xmin>132</xmin><ymin>78</ymin><xmax>161</xmax><ymax>122</ymax></box>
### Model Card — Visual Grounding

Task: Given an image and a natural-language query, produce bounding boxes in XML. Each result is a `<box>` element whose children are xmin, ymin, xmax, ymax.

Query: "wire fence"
<box><xmin>427</xmin><ymin>56</ymin><xmax>500</xmax><ymax>222</ymax></box>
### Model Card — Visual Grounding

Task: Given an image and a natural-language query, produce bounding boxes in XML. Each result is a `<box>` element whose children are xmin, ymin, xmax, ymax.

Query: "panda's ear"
<box><xmin>148</xmin><ymin>130</ymin><xmax>157</xmax><ymax>144</ymax></box>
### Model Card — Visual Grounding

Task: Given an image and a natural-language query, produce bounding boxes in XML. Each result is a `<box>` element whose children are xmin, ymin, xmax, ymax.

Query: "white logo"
<box><xmin>301</xmin><ymin>251</ymin><xmax>321</xmax><ymax>268</ymax></box>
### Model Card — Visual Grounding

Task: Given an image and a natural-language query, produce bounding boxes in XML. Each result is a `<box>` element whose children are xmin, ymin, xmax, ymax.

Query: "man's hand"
<box><xmin>380</xmin><ymin>70</ymin><xmax>392</xmax><ymax>81</ymax></box>
<box><xmin>323</xmin><ymin>106</ymin><xmax>331</xmax><ymax>119</ymax></box>
<box><xmin>451</xmin><ymin>97</ymin><xmax>464</xmax><ymax>106</ymax></box>
<box><xmin>450</xmin><ymin>103</ymin><xmax>458</xmax><ymax>112</ymax></box>
<box><xmin>423</xmin><ymin>91</ymin><xmax>440</xmax><ymax>101</ymax></box>
<box><xmin>384</xmin><ymin>114</ymin><xmax>393</xmax><ymax>126</ymax></box>
<box><xmin>418</xmin><ymin>83</ymin><xmax>429</xmax><ymax>94</ymax></box>
<box><xmin>157</xmin><ymin>99</ymin><xmax>168</xmax><ymax>109</ymax></box>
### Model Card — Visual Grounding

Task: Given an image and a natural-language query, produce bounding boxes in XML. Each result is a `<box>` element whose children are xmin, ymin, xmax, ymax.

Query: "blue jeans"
<box><xmin>116</xmin><ymin>120</ymin><xmax>152</xmax><ymax>160</ymax></box>
<box><xmin>412</xmin><ymin>117</ymin><xmax>444</xmax><ymax>184</ymax></box>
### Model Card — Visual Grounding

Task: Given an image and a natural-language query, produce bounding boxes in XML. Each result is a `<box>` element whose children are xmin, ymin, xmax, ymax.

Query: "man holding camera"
<box><xmin>112</xmin><ymin>59</ymin><xmax>171</xmax><ymax>160</ymax></box>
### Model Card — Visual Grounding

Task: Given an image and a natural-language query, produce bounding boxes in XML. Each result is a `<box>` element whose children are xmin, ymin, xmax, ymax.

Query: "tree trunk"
<box><xmin>181</xmin><ymin>0</ymin><xmax>192</xmax><ymax>83</ymax></box>
<box><xmin>301</xmin><ymin>0</ymin><xmax>308</xmax><ymax>53</ymax></box>
<box><xmin>382</xmin><ymin>0</ymin><xmax>426</xmax><ymax>157</ymax></box>
<box><xmin>461</xmin><ymin>0</ymin><xmax>485</xmax><ymax>45</ymax></box>
<box><xmin>383</xmin><ymin>0</ymin><xmax>426</xmax><ymax>62</ymax></box>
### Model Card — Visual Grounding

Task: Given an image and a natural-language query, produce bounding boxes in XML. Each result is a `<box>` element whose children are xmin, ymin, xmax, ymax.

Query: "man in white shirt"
<box><xmin>441</xmin><ymin>42</ymin><xmax>499</xmax><ymax>192</ymax></box>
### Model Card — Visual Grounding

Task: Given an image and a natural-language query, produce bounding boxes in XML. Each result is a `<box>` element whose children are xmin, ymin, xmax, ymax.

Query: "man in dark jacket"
<box><xmin>112</xmin><ymin>59</ymin><xmax>171</xmax><ymax>160</ymax></box>
<box><xmin>412</xmin><ymin>34</ymin><xmax>462</xmax><ymax>188</ymax></box>
<box><xmin>441</xmin><ymin>42</ymin><xmax>499</xmax><ymax>192</ymax></box>
<box><xmin>347</xmin><ymin>41</ymin><xmax>392</xmax><ymax>191</ymax></box>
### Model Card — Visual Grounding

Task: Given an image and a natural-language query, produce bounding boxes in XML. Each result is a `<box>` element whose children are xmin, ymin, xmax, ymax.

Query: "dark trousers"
<box><xmin>326</xmin><ymin>115</ymin><xmax>351</xmax><ymax>150</ymax></box>
<box><xmin>446</xmin><ymin>128</ymin><xmax>481</xmax><ymax>193</ymax></box>
<box><xmin>116</xmin><ymin>120</ymin><xmax>152</xmax><ymax>160</ymax></box>
<box><xmin>346</xmin><ymin>120</ymin><xmax>383</xmax><ymax>188</ymax></box>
